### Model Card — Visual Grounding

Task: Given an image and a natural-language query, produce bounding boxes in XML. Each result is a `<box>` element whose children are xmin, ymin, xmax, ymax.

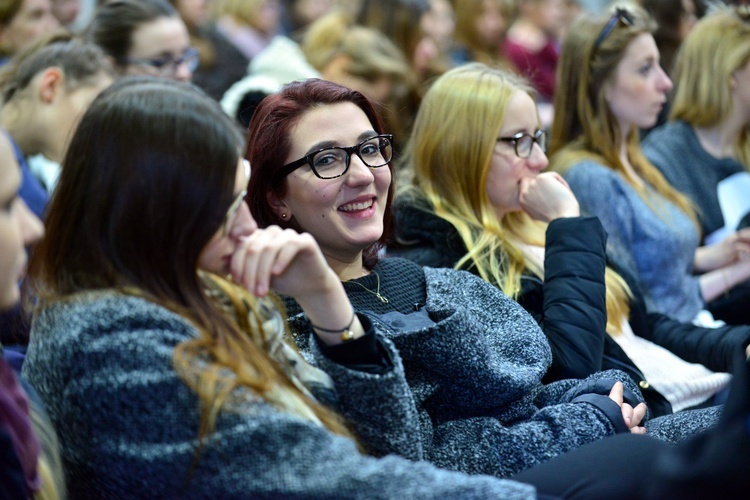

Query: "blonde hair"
<box><xmin>301</xmin><ymin>11</ymin><xmax>410</xmax><ymax>86</ymax></box>
<box><xmin>405</xmin><ymin>63</ymin><xmax>632</xmax><ymax>333</ymax></box>
<box><xmin>549</xmin><ymin>4</ymin><xmax>698</xmax><ymax>228</ymax></box>
<box><xmin>29</xmin><ymin>406</ymin><xmax>66</xmax><ymax>500</ymax></box>
<box><xmin>671</xmin><ymin>6</ymin><xmax>750</xmax><ymax>168</ymax></box>
<box><xmin>212</xmin><ymin>0</ymin><xmax>271</xmax><ymax>32</ymax></box>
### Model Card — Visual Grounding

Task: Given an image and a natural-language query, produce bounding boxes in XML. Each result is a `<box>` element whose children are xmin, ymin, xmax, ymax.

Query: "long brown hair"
<box><xmin>28</xmin><ymin>77</ymin><xmax>354</xmax><ymax>454</ymax></box>
<box><xmin>549</xmin><ymin>5</ymin><xmax>697</xmax><ymax>227</ymax></box>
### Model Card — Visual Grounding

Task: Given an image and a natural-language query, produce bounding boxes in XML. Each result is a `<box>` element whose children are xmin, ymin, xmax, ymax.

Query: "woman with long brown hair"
<box><xmin>21</xmin><ymin>75</ymin><xmax>560</xmax><ymax>498</ymax></box>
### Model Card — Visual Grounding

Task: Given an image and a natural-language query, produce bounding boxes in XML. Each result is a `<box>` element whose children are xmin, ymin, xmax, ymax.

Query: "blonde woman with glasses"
<box><xmin>394</xmin><ymin>62</ymin><xmax>749</xmax><ymax>419</ymax></box>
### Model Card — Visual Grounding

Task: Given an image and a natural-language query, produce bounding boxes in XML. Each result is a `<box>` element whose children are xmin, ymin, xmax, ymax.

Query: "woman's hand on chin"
<box><xmin>519</xmin><ymin>172</ymin><xmax>580</xmax><ymax>223</ymax></box>
<box><xmin>229</xmin><ymin>226</ymin><xmax>335</xmax><ymax>299</ymax></box>
<box><xmin>229</xmin><ymin>225</ymin><xmax>363</xmax><ymax>344</ymax></box>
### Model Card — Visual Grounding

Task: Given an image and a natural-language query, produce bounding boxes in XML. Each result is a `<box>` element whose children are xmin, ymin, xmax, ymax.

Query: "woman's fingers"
<box><xmin>608</xmin><ymin>381</ymin><xmax>624</xmax><ymax>406</ymax></box>
<box><xmin>229</xmin><ymin>226</ymin><xmax>332</xmax><ymax>298</ymax></box>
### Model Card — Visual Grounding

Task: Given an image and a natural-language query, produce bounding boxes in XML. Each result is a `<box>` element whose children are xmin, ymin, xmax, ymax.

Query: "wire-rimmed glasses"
<box><xmin>124</xmin><ymin>47</ymin><xmax>199</xmax><ymax>77</ymax></box>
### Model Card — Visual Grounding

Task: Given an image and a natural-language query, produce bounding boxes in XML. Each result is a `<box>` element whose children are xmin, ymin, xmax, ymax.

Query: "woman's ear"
<box><xmin>37</xmin><ymin>67</ymin><xmax>65</xmax><ymax>104</ymax></box>
<box><xmin>267</xmin><ymin>191</ymin><xmax>291</xmax><ymax>220</ymax></box>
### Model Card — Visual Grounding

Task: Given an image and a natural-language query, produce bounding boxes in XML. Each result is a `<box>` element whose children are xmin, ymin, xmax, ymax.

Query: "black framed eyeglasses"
<box><xmin>594</xmin><ymin>8</ymin><xmax>634</xmax><ymax>49</ymax></box>
<box><xmin>279</xmin><ymin>134</ymin><xmax>393</xmax><ymax>180</ymax></box>
<box><xmin>497</xmin><ymin>130</ymin><xmax>547</xmax><ymax>158</ymax></box>
<box><xmin>123</xmin><ymin>47</ymin><xmax>199</xmax><ymax>76</ymax></box>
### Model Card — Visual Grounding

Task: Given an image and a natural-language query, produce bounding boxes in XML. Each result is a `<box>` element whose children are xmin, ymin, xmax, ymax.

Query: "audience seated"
<box><xmin>549</xmin><ymin>4</ymin><xmax>750</xmax><ymax>326</ymax></box>
<box><xmin>21</xmin><ymin>74</ymin><xmax>663</xmax><ymax>499</ymax></box>
<box><xmin>87</xmin><ymin>0</ymin><xmax>196</xmax><ymax>82</ymax></box>
<box><xmin>643</xmin><ymin>6</ymin><xmax>750</xmax><ymax>325</ymax></box>
<box><xmin>168</xmin><ymin>0</ymin><xmax>248</xmax><ymax>100</ymax></box>
<box><xmin>392</xmin><ymin>63</ymin><xmax>750</xmax><ymax>417</ymax></box>
<box><xmin>247</xmin><ymin>77</ymin><xmax>741</xmax><ymax>483</ymax></box>
<box><xmin>0</xmin><ymin>0</ymin><xmax>60</xmax><ymax>64</ymax></box>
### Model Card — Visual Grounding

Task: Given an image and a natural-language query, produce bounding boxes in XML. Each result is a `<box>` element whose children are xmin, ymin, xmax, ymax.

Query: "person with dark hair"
<box><xmin>0</xmin><ymin>32</ymin><xmax>113</xmax><ymax>347</ymax></box>
<box><xmin>21</xmin><ymin>74</ymin><xmax>545</xmax><ymax>498</ymax></box>
<box><xmin>0</xmin><ymin>0</ymin><xmax>59</xmax><ymax>62</ymax></box>
<box><xmin>87</xmin><ymin>0</ymin><xmax>196</xmax><ymax>82</ymax></box>
<box><xmin>0</xmin><ymin>132</ymin><xmax>63</xmax><ymax>500</ymax></box>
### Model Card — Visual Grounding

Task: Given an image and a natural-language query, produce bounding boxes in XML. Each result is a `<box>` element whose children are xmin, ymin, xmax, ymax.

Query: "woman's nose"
<box><xmin>16</xmin><ymin>199</ymin><xmax>44</xmax><ymax>246</ymax></box>
<box><xmin>229</xmin><ymin>201</ymin><xmax>257</xmax><ymax>239</ymax></box>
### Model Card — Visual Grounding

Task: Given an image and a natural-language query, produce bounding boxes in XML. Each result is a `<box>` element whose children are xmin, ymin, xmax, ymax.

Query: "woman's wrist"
<box><xmin>310</xmin><ymin>312</ymin><xmax>366</xmax><ymax>346</ymax></box>
<box><xmin>296</xmin><ymin>273</ymin><xmax>365</xmax><ymax>345</ymax></box>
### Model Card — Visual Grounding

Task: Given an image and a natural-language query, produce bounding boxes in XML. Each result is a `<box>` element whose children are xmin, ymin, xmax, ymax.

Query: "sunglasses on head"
<box><xmin>594</xmin><ymin>8</ymin><xmax>634</xmax><ymax>49</ymax></box>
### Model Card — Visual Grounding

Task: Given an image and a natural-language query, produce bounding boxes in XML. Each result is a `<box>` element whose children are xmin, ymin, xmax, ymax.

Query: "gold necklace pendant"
<box><xmin>351</xmin><ymin>271</ymin><xmax>389</xmax><ymax>303</ymax></box>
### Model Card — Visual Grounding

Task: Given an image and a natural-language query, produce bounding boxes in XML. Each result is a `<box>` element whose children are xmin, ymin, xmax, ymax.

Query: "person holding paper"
<box><xmin>643</xmin><ymin>6</ymin><xmax>750</xmax><ymax>324</ymax></box>
<box><xmin>550</xmin><ymin>5</ymin><xmax>750</xmax><ymax>326</ymax></box>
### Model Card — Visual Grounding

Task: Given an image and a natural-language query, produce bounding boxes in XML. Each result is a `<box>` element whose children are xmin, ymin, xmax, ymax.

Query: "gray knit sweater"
<box><xmin>643</xmin><ymin>120</ymin><xmax>746</xmax><ymax>238</ymax></box>
<box><xmin>563</xmin><ymin>160</ymin><xmax>704</xmax><ymax>323</ymax></box>
<box><xmin>22</xmin><ymin>291</ymin><xmax>536</xmax><ymax>499</ymax></box>
<box><xmin>286</xmin><ymin>258</ymin><xmax>689</xmax><ymax>479</ymax></box>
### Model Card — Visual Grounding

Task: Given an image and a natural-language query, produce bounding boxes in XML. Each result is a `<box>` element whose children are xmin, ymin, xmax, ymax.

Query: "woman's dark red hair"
<box><xmin>246</xmin><ymin>78</ymin><xmax>394</xmax><ymax>269</ymax></box>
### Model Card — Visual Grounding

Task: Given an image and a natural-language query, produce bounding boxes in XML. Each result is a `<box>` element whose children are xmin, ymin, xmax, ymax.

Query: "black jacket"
<box><xmin>392</xmin><ymin>196</ymin><xmax>750</xmax><ymax>417</ymax></box>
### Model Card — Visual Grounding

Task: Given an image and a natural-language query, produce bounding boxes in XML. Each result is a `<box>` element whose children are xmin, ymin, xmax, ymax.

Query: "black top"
<box><xmin>392</xmin><ymin>194</ymin><xmax>750</xmax><ymax>417</ymax></box>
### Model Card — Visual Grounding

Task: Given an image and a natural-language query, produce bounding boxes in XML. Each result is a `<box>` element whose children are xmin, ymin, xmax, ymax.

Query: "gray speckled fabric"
<box><xmin>287</xmin><ymin>258</ymin><xmax>658</xmax><ymax>479</ymax></box>
<box><xmin>563</xmin><ymin>160</ymin><xmax>704</xmax><ymax>323</ymax></box>
<box><xmin>22</xmin><ymin>291</ymin><xmax>536</xmax><ymax>499</ymax></box>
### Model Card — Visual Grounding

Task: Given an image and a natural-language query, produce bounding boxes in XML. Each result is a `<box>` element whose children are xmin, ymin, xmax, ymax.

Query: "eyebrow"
<box><xmin>303</xmin><ymin>130</ymin><xmax>379</xmax><ymax>156</ymax></box>
<box><xmin>136</xmin><ymin>49</ymin><xmax>185</xmax><ymax>61</ymax></box>
<box><xmin>500</xmin><ymin>126</ymin><xmax>541</xmax><ymax>136</ymax></box>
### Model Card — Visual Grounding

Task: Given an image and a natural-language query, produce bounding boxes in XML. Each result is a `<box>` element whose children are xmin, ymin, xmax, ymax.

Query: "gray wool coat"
<box><xmin>23</xmin><ymin>291</ymin><xmax>537</xmax><ymax>499</ymax></box>
<box><xmin>285</xmin><ymin>258</ymin><xmax>711</xmax><ymax>479</ymax></box>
